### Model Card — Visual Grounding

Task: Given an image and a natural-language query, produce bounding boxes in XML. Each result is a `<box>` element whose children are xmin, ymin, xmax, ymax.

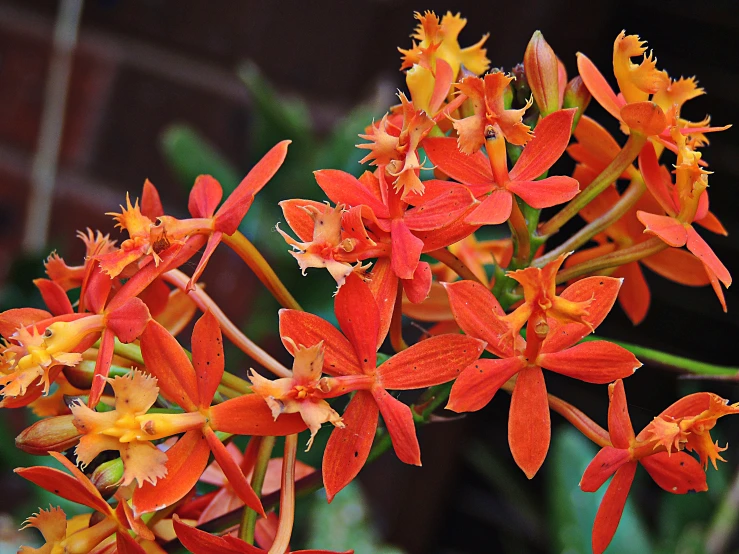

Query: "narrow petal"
<box><xmin>279</xmin><ymin>310</ymin><xmax>363</xmax><ymax>376</ymax></box>
<box><xmin>372</xmin><ymin>387</ymin><xmax>421</xmax><ymax>466</ymax></box>
<box><xmin>642</xmin><ymin>247</ymin><xmax>710</xmax><ymax>286</ymax></box>
<box><xmin>335</xmin><ymin>273</ymin><xmax>380</xmax><ymax>370</ymax></box>
<box><xmin>443</xmin><ymin>280</ymin><xmax>517</xmax><ymax>358</ymax></box>
<box><xmin>89</xmin><ymin>329</ymin><xmax>115</xmax><ymax>408</ymax></box>
<box><xmin>615</xmin><ymin>262</ymin><xmax>650</xmax><ymax>325</ymax></box>
<box><xmin>637</xmin><ymin>212</ymin><xmax>688</xmax><ymax>247</ymax></box>
<box><xmin>685</xmin><ymin>226</ymin><xmax>731</xmax><ymax>287</ymax></box>
<box><xmin>640</xmin><ymin>451</ymin><xmax>708</xmax><ymax>494</ymax></box>
<box><xmin>203</xmin><ymin>427</ymin><xmax>265</xmax><ymax>517</ymax></box>
<box><xmin>696</xmin><ymin>210</ymin><xmax>728</xmax><ymax>236</ymax></box>
<box><xmin>539</xmin><ymin>341</ymin><xmax>640</xmax><ymax>384</ymax></box>
<box><xmin>188</xmin><ymin>175</ymin><xmax>223</xmax><ymax>219</ymax></box>
<box><xmin>507</xmin><ymin>176</ymin><xmax>579</xmax><ymax>209</ymax></box>
<box><xmin>15</xmin><ymin>466</ymin><xmax>110</xmax><ymax>516</ymax></box>
<box><xmin>422</xmin><ymin>137</ymin><xmax>494</xmax><ymax>186</ymax></box>
<box><xmin>366</xmin><ymin>258</ymin><xmax>398</xmax><ymax>348</ymax></box>
<box><xmin>464</xmin><ymin>190</ymin><xmax>513</xmax><ymax>225</ymax></box>
<box><xmin>542</xmin><ymin>276</ymin><xmax>622</xmax><ymax>352</ymax></box>
<box><xmin>509</xmin><ymin>109</ymin><xmax>576</xmax><ymax>181</ymax></box>
<box><xmin>117</xmin><ymin>532</ymin><xmax>149</xmax><ymax>554</ymax></box>
<box><xmin>390</xmin><ymin>219</ymin><xmax>423</xmax><ymax>280</ymax></box>
<box><xmin>576</xmin><ymin>53</ymin><xmax>623</xmax><ymax>121</ymax></box>
<box><xmin>33</xmin><ymin>279</ymin><xmax>74</xmax><ymax>316</ymax></box>
<box><xmin>133</xmin><ymin>430</ymin><xmax>210</xmax><ymax>516</ymax></box>
<box><xmin>508</xmin><ymin>366</ymin><xmax>550</xmax><ymax>479</ymax></box>
<box><xmin>173</xmin><ymin>515</ymin><xmax>258</xmax><ymax>554</ymax></box>
<box><xmin>447</xmin><ymin>357</ymin><xmax>524</xmax><ymax>413</ymax></box>
<box><xmin>141</xmin><ymin>320</ymin><xmax>199</xmax><ymax>411</ymax></box>
<box><xmin>401</xmin><ymin>261</ymin><xmax>432</xmax><ymax>304</ymax></box>
<box><xmin>215</xmin><ymin>140</ymin><xmax>290</xmax><ymax>234</ymax></box>
<box><xmin>209</xmin><ymin>394</ymin><xmax>307</xmax><ymax>436</ymax></box>
<box><xmin>580</xmin><ymin>447</ymin><xmax>633</xmax><ymax>492</ymax></box>
<box><xmin>638</xmin><ymin>142</ymin><xmax>678</xmax><ymax>215</ymax></box>
<box><xmin>404</xmin><ymin>186</ymin><xmax>477</xmax><ymax>231</ymax></box>
<box><xmin>192</xmin><ymin>311</ymin><xmax>224</xmax><ymax>408</ymax></box>
<box><xmin>141</xmin><ymin>179</ymin><xmax>164</xmax><ymax>219</ymax></box>
<box><xmin>608</xmin><ymin>379</ymin><xmax>635</xmax><ymax>449</ymax></box>
<box><xmin>591</xmin><ymin>462</ymin><xmax>638</xmax><ymax>554</ymax></box>
<box><xmin>314</xmin><ymin>169</ymin><xmax>390</xmax><ymax>218</ymax></box>
<box><xmin>378</xmin><ymin>334</ymin><xmax>486</xmax><ymax>390</ymax></box>
<box><xmin>323</xmin><ymin>391</ymin><xmax>378</xmax><ymax>502</ymax></box>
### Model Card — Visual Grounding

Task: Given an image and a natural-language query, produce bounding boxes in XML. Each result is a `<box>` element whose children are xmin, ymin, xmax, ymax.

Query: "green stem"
<box><xmin>538</xmin><ymin>132</ymin><xmax>647</xmax><ymax>236</ymax></box>
<box><xmin>534</xmin><ymin>176</ymin><xmax>646</xmax><ymax>268</ymax></box>
<box><xmin>427</xmin><ymin>247</ymin><xmax>486</xmax><ymax>286</ymax></box>
<box><xmin>580</xmin><ymin>335</ymin><xmax>739</xmax><ymax>377</ymax></box>
<box><xmin>223</xmin><ymin>231</ymin><xmax>302</xmax><ymax>311</ymax></box>
<box><xmin>554</xmin><ymin>237</ymin><xmax>667</xmax><ymax>284</ymax></box>
<box><xmin>111</xmin><ymin>338</ymin><xmax>144</xmax><ymax>365</ymax></box>
<box><xmin>239</xmin><ymin>435</ymin><xmax>275</xmax><ymax>544</ymax></box>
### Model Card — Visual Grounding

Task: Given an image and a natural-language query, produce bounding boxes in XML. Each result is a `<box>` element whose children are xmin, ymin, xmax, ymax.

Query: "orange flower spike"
<box><xmin>250</xmin><ymin>340</ymin><xmax>345</xmax><ymax>450</ymax></box>
<box><xmin>453</xmin><ymin>72</ymin><xmax>534</xmax><ymax>155</ymax></box>
<box><xmin>399</xmin><ymin>11</ymin><xmax>489</xmax><ymax>79</ymax></box>
<box><xmin>444</xmin><ymin>275</ymin><xmax>638</xmax><ymax>479</ymax></box>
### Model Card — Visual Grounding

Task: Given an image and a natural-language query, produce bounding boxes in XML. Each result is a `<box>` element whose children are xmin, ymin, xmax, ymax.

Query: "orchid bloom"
<box><xmin>279</xmin><ymin>273</ymin><xmax>485</xmax><ymax>499</ymax></box>
<box><xmin>444</xmin><ymin>255</ymin><xmax>641</xmax><ymax>478</ymax></box>
<box><xmin>424</xmin><ymin>109</ymin><xmax>580</xmax><ymax>225</ymax></box>
<box><xmin>580</xmin><ymin>380</ymin><xmax>739</xmax><ymax>554</ymax></box>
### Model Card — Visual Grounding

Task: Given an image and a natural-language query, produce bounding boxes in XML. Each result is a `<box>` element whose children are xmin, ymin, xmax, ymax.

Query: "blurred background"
<box><xmin>0</xmin><ymin>1</ymin><xmax>738</xmax><ymax>552</ymax></box>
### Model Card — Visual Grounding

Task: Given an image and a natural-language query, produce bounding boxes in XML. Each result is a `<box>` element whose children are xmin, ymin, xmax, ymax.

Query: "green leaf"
<box><xmin>549</xmin><ymin>427</ymin><xmax>652</xmax><ymax>554</ymax></box>
<box><xmin>304</xmin><ymin>482</ymin><xmax>404</xmax><ymax>553</ymax></box>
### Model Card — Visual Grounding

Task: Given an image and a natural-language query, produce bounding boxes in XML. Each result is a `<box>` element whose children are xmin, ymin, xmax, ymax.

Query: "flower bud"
<box><xmin>524</xmin><ymin>31</ymin><xmax>560</xmax><ymax>116</ymax></box>
<box><xmin>563</xmin><ymin>76</ymin><xmax>591</xmax><ymax>129</ymax></box>
<box><xmin>63</xmin><ymin>359</ymin><xmax>95</xmax><ymax>389</ymax></box>
<box><xmin>15</xmin><ymin>414</ymin><xmax>80</xmax><ymax>455</ymax></box>
<box><xmin>90</xmin><ymin>458</ymin><xmax>124</xmax><ymax>498</ymax></box>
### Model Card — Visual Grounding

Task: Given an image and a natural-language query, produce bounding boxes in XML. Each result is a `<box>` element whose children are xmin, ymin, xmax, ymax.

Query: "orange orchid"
<box><xmin>444</xmin><ymin>255</ymin><xmax>640</xmax><ymax>478</ymax></box>
<box><xmin>580</xmin><ymin>380</ymin><xmax>739</xmax><ymax>554</ymax></box>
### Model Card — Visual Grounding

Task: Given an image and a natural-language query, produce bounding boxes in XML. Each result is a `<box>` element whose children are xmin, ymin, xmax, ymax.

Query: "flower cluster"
<box><xmin>4</xmin><ymin>11</ymin><xmax>735</xmax><ymax>554</ymax></box>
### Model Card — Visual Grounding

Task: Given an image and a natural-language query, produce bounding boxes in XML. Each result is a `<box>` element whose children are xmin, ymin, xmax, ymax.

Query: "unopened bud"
<box><xmin>563</xmin><ymin>76</ymin><xmax>591</xmax><ymax>129</ymax></box>
<box><xmin>15</xmin><ymin>415</ymin><xmax>80</xmax><ymax>455</ymax></box>
<box><xmin>524</xmin><ymin>31</ymin><xmax>560</xmax><ymax>116</ymax></box>
<box><xmin>63</xmin><ymin>360</ymin><xmax>95</xmax><ymax>389</ymax></box>
<box><xmin>90</xmin><ymin>458</ymin><xmax>124</xmax><ymax>498</ymax></box>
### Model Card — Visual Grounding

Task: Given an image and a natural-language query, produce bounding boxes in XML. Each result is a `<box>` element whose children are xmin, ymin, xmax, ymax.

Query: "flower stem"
<box><xmin>554</xmin><ymin>237</ymin><xmax>667</xmax><ymax>284</ymax></box>
<box><xmin>427</xmin><ymin>248</ymin><xmax>486</xmax><ymax>286</ymax></box>
<box><xmin>269</xmin><ymin>433</ymin><xmax>298</xmax><ymax>554</ymax></box>
<box><xmin>509</xmin><ymin>199</ymin><xmax>532</xmax><ymax>263</ymax></box>
<box><xmin>534</xmin><ymin>176</ymin><xmax>646</xmax><ymax>268</ymax></box>
<box><xmin>538</xmin><ymin>132</ymin><xmax>647</xmax><ymax>236</ymax></box>
<box><xmin>222</xmin><ymin>231</ymin><xmax>302</xmax><ymax>311</ymax></box>
<box><xmin>239</xmin><ymin>436</ymin><xmax>274</xmax><ymax>544</ymax></box>
<box><xmin>390</xmin><ymin>285</ymin><xmax>408</xmax><ymax>352</ymax></box>
<box><xmin>163</xmin><ymin>269</ymin><xmax>291</xmax><ymax>378</ymax></box>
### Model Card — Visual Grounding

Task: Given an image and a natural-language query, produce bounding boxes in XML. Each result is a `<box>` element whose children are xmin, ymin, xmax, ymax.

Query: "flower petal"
<box><xmin>372</xmin><ymin>387</ymin><xmax>421</xmax><ymax>466</ymax></box>
<box><xmin>507</xmin><ymin>176</ymin><xmax>579</xmax><ymax>209</ymax></box>
<box><xmin>401</xmin><ymin>261</ymin><xmax>432</xmax><ymax>304</ymax></box>
<box><xmin>580</xmin><ymin>447</ymin><xmax>633</xmax><ymax>492</ymax></box>
<box><xmin>638</xmin><ymin>141</ymin><xmax>678</xmax><ymax>215</ymax></box>
<box><xmin>33</xmin><ymin>279</ymin><xmax>74</xmax><ymax>316</ymax></box>
<box><xmin>323</xmin><ymin>391</ymin><xmax>378</xmax><ymax>502</ymax></box>
<box><xmin>173</xmin><ymin>515</ymin><xmax>259</xmax><ymax>554</ymax></box>
<box><xmin>447</xmin><ymin>357</ymin><xmax>525</xmax><ymax>413</ymax></box>
<box><xmin>608</xmin><ymin>379</ymin><xmax>635</xmax><ymax>449</ymax></box>
<box><xmin>641</xmin><ymin>247</ymin><xmax>710</xmax><ymax>286</ymax></box>
<box><xmin>538</xmin><ymin>341</ymin><xmax>641</xmax><ymax>384</ymax></box>
<box><xmin>314</xmin><ymin>169</ymin><xmax>390</xmax><ymax>218</ymax></box>
<box><xmin>640</xmin><ymin>451</ymin><xmax>708</xmax><ymax>494</ymax></box>
<box><xmin>509</xmin><ymin>109</ymin><xmax>576</xmax><ymax>182</ymax></box>
<box><xmin>685</xmin><ymin>226</ymin><xmax>731</xmax><ymax>288</ymax></box>
<box><xmin>422</xmin><ymin>137</ymin><xmax>494</xmax><ymax>185</ymax></box>
<box><xmin>614</xmin><ymin>262</ymin><xmax>650</xmax><ymax>325</ymax></box>
<box><xmin>192</xmin><ymin>311</ymin><xmax>224</xmax><ymax>408</ymax></box>
<box><xmin>576</xmin><ymin>53</ymin><xmax>623</xmax><ymax>121</ymax></box>
<box><xmin>334</xmin><ymin>273</ymin><xmax>380</xmax><ymax>371</ymax></box>
<box><xmin>464</xmin><ymin>190</ymin><xmax>512</xmax><ymax>225</ymax></box>
<box><xmin>189</xmin><ymin>175</ymin><xmax>223</xmax><ymax>219</ymax></box>
<box><xmin>209</xmin><ymin>394</ymin><xmax>307</xmax><ymax>436</ymax></box>
<box><xmin>404</xmin><ymin>186</ymin><xmax>477</xmax><ymax>231</ymax></box>
<box><xmin>377</xmin><ymin>334</ymin><xmax>486</xmax><ymax>390</ymax></box>
<box><xmin>366</xmin><ymin>258</ymin><xmax>398</xmax><ymax>348</ymax></box>
<box><xmin>390</xmin><ymin>219</ymin><xmax>423</xmax><ymax>280</ymax></box>
<box><xmin>591</xmin><ymin>462</ymin><xmax>637</xmax><ymax>554</ymax></box>
<box><xmin>508</xmin><ymin>366</ymin><xmax>550</xmax><ymax>479</ymax></box>
<box><xmin>637</xmin><ymin>212</ymin><xmax>688</xmax><ymax>247</ymax></box>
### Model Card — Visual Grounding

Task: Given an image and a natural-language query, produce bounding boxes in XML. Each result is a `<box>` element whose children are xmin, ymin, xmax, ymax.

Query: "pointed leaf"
<box><xmin>507</xmin><ymin>176</ymin><xmax>579</xmax><ymax>209</ymax></box>
<box><xmin>189</xmin><ymin>175</ymin><xmax>223</xmax><ymax>218</ymax></box>
<box><xmin>378</xmin><ymin>334</ymin><xmax>485</xmax><ymax>389</ymax></box>
<box><xmin>510</xmin><ymin>109</ymin><xmax>576</xmax><ymax>181</ymax></box>
<box><xmin>133</xmin><ymin>429</ymin><xmax>209</xmax><ymax>515</ymax></box>
<box><xmin>447</xmin><ymin>357</ymin><xmax>524</xmax><ymax>413</ymax></box>
<box><xmin>192</xmin><ymin>311</ymin><xmax>224</xmax><ymax>408</ymax></box>
<box><xmin>323</xmin><ymin>391</ymin><xmax>378</xmax><ymax>502</ymax></box>
<box><xmin>509</xmin><ymin>366</ymin><xmax>550</xmax><ymax>479</ymax></box>
<box><xmin>372</xmin><ymin>387</ymin><xmax>421</xmax><ymax>466</ymax></box>
<box><xmin>279</xmin><ymin>310</ymin><xmax>362</xmax><ymax>376</ymax></box>
<box><xmin>209</xmin><ymin>394</ymin><xmax>307</xmax><ymax>435</ymax></box>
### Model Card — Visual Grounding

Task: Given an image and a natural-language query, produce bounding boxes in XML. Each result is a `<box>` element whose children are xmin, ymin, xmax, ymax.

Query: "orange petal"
<box><xmin>538</xmin><ymin>341</ymin><xmax>640</xmax><ymax>383</ymax></box>
<box><xmin>580</xmin><ymin>446</ymin><xmax>632</xmax><ymax>492</ymax></box>
<box><xmin>620</xmin><ymin>102</ymin><xmax>666</xmax><ymax>136</ymax></box>
<box><xmin>192</xmin><ymin>311</ymin><xmax>224</xmax><ymax>408</ymax></box>
<box><xmin>372</xmin><ymin>387</ymin><xmax>420</xmax><ymax>466</ymax></box>
<box><xmin>685</xmin><ymin>226</ymin><xmax>731</xmax><ymax>288</ymax></box>
<box><xmin>447</xmin><ymin>357</ymin><xmax>524</xmax><ymax>413</ymax></box>
<box><xmin>591</xmin><ymin>462</ymin><xmax>637</xmax><ymax>554</ymax></box>
<box><xmin>640</xmin><ymin>451</ymin><xmax>707</xmax><ymax>494</ymax></box>
<box><xmin>637</xmin><ymin>212</ymin><xmax>687</xmax><ymax>247</ymax></box>
<box><xmin>188</xmin><ymin>175</ymin><xmax>223</xmax><ymax>219</ymax></box>
<box><xmin>608</xmin><ymin>380</ymin><xmax>635</xmax><ymax>449</ymax></box>
<box><xmin>508</xmin><ymin>366</ymin><xmax>550</xmax><ymax>479</ymax></box>
<box><xmin>209</xmin><ymin>394</ymin><xmax>307</xmax><ymax>436</ymax></box>
<box><xmin>334</xmin><ymin>273</ymin><xmax>380</xmax><ymax>370</ymax></box>
<box><xmin>614</xmin><ymin>262</ymin><xmax>650</xmax><ymax>325</ymax></box>
<box><xmin>464</xmin><ymin>189</ymin><xmax>513</xmax><ymax>225</ymax></box>
<box><xmin>576</xmin><ymin>53</ymin><xmax>623</xmax><ymax>121</ymax></box>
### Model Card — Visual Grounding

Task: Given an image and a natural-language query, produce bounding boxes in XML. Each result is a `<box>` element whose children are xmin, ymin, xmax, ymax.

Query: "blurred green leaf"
<box><xmin>304</xmin><ymin>482</ymin><xmax>404</xmax><ymax>553</ymax></box>
<box><xmin>548</xmin><ymin>427</ymin><xmax>652</xmax><ymax>554</ymax></box>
